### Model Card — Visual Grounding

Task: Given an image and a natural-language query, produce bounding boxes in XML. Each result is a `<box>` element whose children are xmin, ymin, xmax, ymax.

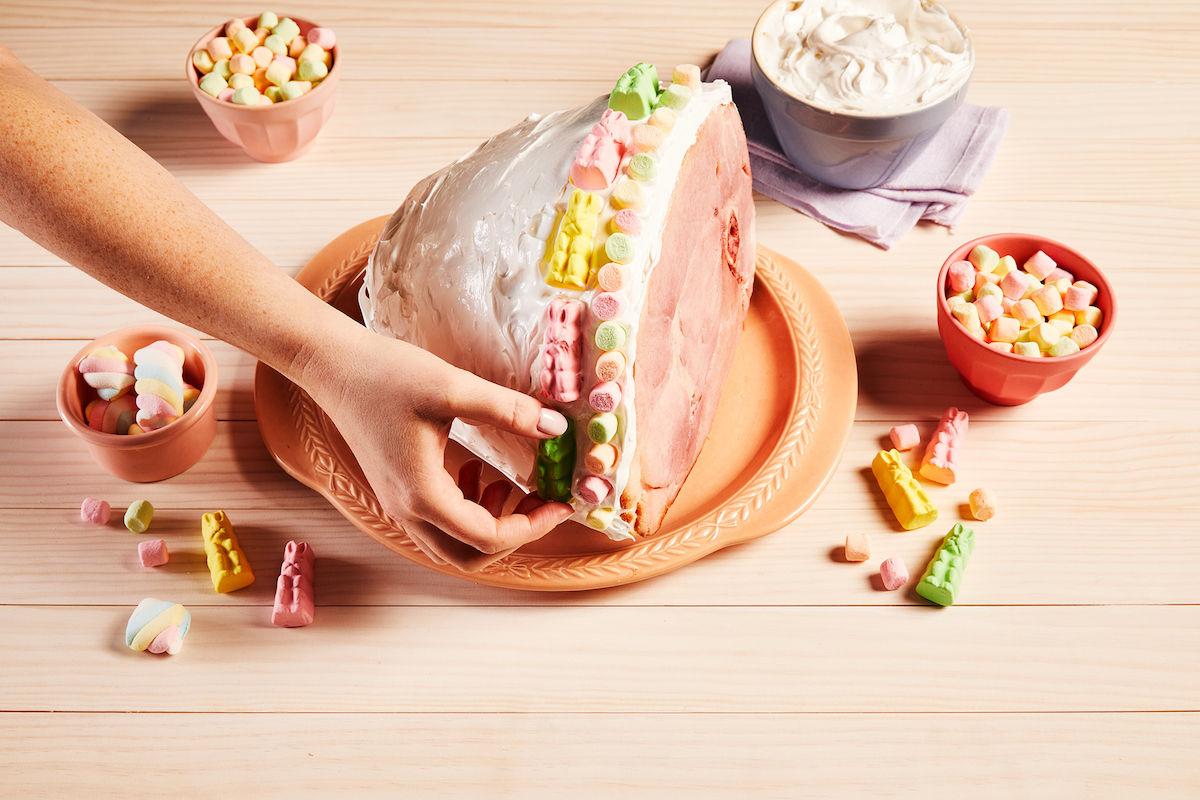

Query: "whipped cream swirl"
<box><xmin>756</xmin><ymin>0</ymin><xmax>973</xmax><ymax>115</ymax></box>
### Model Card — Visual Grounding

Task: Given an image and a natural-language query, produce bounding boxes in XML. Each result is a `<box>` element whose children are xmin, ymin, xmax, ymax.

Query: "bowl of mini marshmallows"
<box><xmin>56</xmin><ymin>325</ymin><xmax>219</xmax><ymax>482</ymax></box>
<box><xmin>186</xmin><ymin>12</ymin><xmax>338</xmax><ymax>162</ymax></box>
<box><xmin>937</xmin><ymin>233</ymin><xmax>1116</xmax><ymax>405</ymax></box>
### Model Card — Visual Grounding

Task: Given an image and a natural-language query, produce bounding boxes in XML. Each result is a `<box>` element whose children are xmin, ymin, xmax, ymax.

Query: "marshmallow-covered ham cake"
<box><xmin>362</xmin><ymin>63</ymin><xmax>755</xmax><ymax>542</ymax></box>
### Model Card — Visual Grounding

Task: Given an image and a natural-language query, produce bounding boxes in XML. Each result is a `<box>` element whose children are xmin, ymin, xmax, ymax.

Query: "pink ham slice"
<box><xmin>621</xmin><ymin>103</ymin><xmax>756</xmax><ymax>534</ymax></box>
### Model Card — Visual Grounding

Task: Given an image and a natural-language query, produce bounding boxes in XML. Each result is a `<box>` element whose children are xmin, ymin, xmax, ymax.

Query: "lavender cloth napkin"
<box><xmin>704</xmin><ymin>39</ymin><xmax>1010</xmax><ymax>249</ymax></box>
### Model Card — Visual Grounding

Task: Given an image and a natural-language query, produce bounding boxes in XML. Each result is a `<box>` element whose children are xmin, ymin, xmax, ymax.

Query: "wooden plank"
<box><xmin>2</xmin><ymin>0</ymin><xmax>1196</xmax><ymax>30</ymax></box>
<box><xmin>4</xmin><ymin>28</ymin><xmax>1199</xmax><ymax>83</ymax></box>
<box><xmin>0</xmin><ymin>339</ymin><xmax>257</xmax><ymax>422</ymax></box>
<box><xmin>1</xmin><ymin>711</ymin><xmax>1198</xmax><ymax>798</ymax></box>
<box><xmin>1</xmin><ymin>604</ymin><xmax>1197</xmax><ymax>712</ymax></box>
<box><xmin>1</xmin><ymin>504</ymin><xmax>1197</xmax><ymax>607</ymax></box>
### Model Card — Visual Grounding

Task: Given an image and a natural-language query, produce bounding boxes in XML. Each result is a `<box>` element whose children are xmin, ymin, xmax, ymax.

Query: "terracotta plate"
<box><xmin>255</xmin><ymin>216</ymin><xmax>857</xmax><ymax>591</ymax></box>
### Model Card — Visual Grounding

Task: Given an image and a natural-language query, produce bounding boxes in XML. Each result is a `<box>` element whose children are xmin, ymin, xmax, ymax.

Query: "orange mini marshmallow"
<box><xmin>1064</xmin><ymin>281</ymin><xmax>1098</xmax><ymax>311</ymax></box>
<box><xmin>596</xmin><ymin>350</ymin><xmax>626</xmax><ymax>382</ymax></box>
<box><xmin>889</xmin><ymin>424</ymin><xmax>920</xmax><ymax>451</ymax></box>
<box><xmin>597</xmin><ymin>262</ymin><xmax>629</xmax><ymax>292</ymax></box>
<box><xmin>289</xmin><ymin>35</ymin><xmax>307</xmax><ymax>57</ymax></box>
<box><xmin>988</xmin><ymin>342</ymin><xmax>1014</xmax><ymax>353</ymax></box>
<box><xmin>987</xmin><ymin>316</ymin><xmax>1019</xmax><ymax>343</ymax></box>
<box><xmin>251</xmin><ymin>46</ymin><xmax>274</xmax><ymax>68</ymax></box>
<box><xmin>968</xmin><ymin>488</ymin><xmax>997</xmax><ymax>521</ymax></box>
<box><xmin>631</xmin><ymin>124</ymin><xmax>665</xmax><ymax>152</ymax></box>
<box><xmin>1075</xmin><ymin>306</ymin><xmax>1103</xmax><ymax>328</ymax></box>
<box><xmin>973</xmin><ymin>271</ymin><xmax>1000</xmax><ymax>293</ymax></box>
<box><xmin>1031</xmin><ymin>285</ymin><xmax>1064</xmax><ymax>316</ymax></box>
<box><xmin>845</xmin><ymin>532</ymin><xmax>871</xmax><ymax>562</ymax></box>
<box><xmin>225</xmin><ymin>18</ymin><xmax>247</xmax><ymax>37</ymax></box>
<box><xmin>1011</xmin><ymin>298</ymin><xmax>1042</xmax><ymax>328</ymax></box>
<box><xmin>230</xmin><ymin>53</ymin><xmax>255</xmax><ymax>75</ymax></box>
<box><xmin>1023</xmin><ymin>250</ymin><xmax>1057</xmax><ymax>281</ymax></box>
<box><xmin>584</xmin><ymin>443</ymin><xmax>619</xmax><ymax>474</ymax></box>
<box><xmin>207</xmin><ymin>36</ymin><xmax>233</xmax><ymax>61</ymax></box>
<box><xmin>1070</xmin><ymin>324</ymin><xmax>1098</xmax><ymax>349</ymax></box>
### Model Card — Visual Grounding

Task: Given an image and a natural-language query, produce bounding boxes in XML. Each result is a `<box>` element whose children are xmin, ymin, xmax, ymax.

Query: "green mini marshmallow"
<box><xmin>594</xmin><ymin>321</ymin><xmax>627</xmax><ymax>352</ymax></box>
<box><xmin>655</xmin><ymin>83</ymin><xmax>692</xmax><ymax>112</ymax></box>
<box><xmin>271</xmin><ymin>17</ymin><xmax>300</xmax><ymax>44</ymax></box>
<box><xmin>628</xmin><ymin>153</ymin><xmax>656</xmax><ymax>181</ymax></box>
<box><xmin>281</xmin><ymin>81</ymin><xmax>307</xmax><ymax>101</ymax></box>
<box><xmin>1047</xmin><ymin>336</ymin><xmax>1080</xmax><ymax>357</ymax></box>
<box><xmin>264</xmin><ymin>33</ymin><xmax>288</xmax><ymax>55</ymax></box>
<box><xmin>264</xmin><ymin>85</ymin><xmax>284</xmax><ymax>103</ymax></box>
<box><xmin>124</xmin><ymin>500</ymin><xmax>154</xmax><ymax>533</ymax></box>
<box><xmin>587</xmin><ymin>413</ymin><xmax>618</xmax><ymax>445</ymax></box>
<box><xmin>258</xmin><ymin>11</ymin><xmax>280</xmax><ymax>30</ymax></box>
<box><xmin>968</xmin><ymin>244</ymin><xmax>999</xmax><ymax>273</ymax></box>
<box><xmin>231</xmin><ymin>86</ymin><xmax>261</xmax><ymax>105</ymax></box>
<box><xmin>915</xmin><ymin>523</ymin><xmax>975</xmax><ymax>606</ymax></box>
<box><xmin>605</xmin><ymin>233</ymin><xmax>634</xmax><ymax>265</ymax></box>
<box><xmin>211</xmin><ymin>58</ymin><xmax>232</xmax><ymax>79</ymax></box>
<box><xmin>298</xmin><ymin>59</ymin><xmax>327</xmax><ymax>82</ymax></box>
<box><xmin>198</xmin><ymin>72</ymin><xmax>228</xmax><ymax>97</ymax></box>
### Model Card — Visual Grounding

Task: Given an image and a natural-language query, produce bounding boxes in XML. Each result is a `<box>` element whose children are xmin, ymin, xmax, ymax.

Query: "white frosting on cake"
<box><xmin>361</xmin><ymin>79</ymin><xmax>734</xmax><ymax>540</ymax></box>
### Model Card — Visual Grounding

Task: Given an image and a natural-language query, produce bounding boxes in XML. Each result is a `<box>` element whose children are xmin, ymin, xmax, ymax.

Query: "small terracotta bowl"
<box><xmin>56</xmin><ymin>325</ymin><xmax>219</xmax><ymax>482</ymax></box>
<box><xmin>185</xmin><ymin>15</ymin><xmax>339</xmax><ymax>162</ymax></box>
<box><xmin>937</xmin><ymin>233</ymin><xmax>1117</xmax><ymax>406</ymax></box>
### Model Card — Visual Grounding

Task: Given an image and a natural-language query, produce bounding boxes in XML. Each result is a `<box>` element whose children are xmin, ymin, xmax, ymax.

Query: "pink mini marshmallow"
<box><xmin>577</xmin><ymin>475</ymin><xmax>612</xmax><ymax>505</ymax></box>
<box><xmin>1023</xmin><ymin>250</ymin><xmax>1057</xmax><ymax>280</ymax></box>
<box><xmin>138</xmin><ymin>539</ymin><xmax>169</xmax><ymax>567</ymax></box>
<box><xmin>1064</xmin><ymin>281</ymin><xmax>1098</xmax><ymax>311</ymax></box>
<box><xmin>973</xmin><ymin>294</ymin><xmax>1003</xmax><ymax>326</ymax></box>
<box><xmin>80</xmin><ymin>498</ymin><xmax>111</xmax><ymax>525</ymax></box>
<box><xmin>218</xmin><ymin>87</ymin><xmax>235</xmax><ymax>102</ymax></box>
<box><xmin>592</xmin><ymin>291</ymin><xmax>627</xmax><ymax>321</ymax></box>
<box><xmin>147</xmin><ymin>625</ymin><xmax>181</xmax><ymax>655</ymax></box>
<box><xmin>889</xmin><ymin>424</ymin><xmax>920</xmax><ymax>451</ymax></box>
<box><xmin>589</xmin><ymin>381</ymin><xmax>623</xmax><ymax>413</ymax></box>
<box><xmin>1000</xmin><ymin>269</ymin><xmax>1030</xmax><ymax>301</ymax></box>
<box><xmin>307</xmin><ymin>26</ymin><xmax>336</xmax><ymax>49</ymax></box>
<box><xmin>1046</xmin><ymin>267</ymin><xmax>1074</xmax><ymax>284</ymax></box>
<box><xmin>879</xmin><ymin>557</ymin><xmax>909</xmax><ymax>591</ymax></box>
<box><xmin>1001</xmin><ymin>297</ymin><xmax>1015</xmax><ymax>314</ymax></box>
<box><xmin>613</xmin><ymin>208</ymin><xmax>641</xmax><ymax>236</ymax></box>
<box><xmin>946</xmin><ymin>261</ymin><xmax>975</xmax><ymax>294</ymax></box>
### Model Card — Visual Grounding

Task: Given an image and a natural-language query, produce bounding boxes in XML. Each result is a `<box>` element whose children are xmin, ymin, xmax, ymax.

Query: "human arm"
<box><xmin>0</xmin><ymin>44</ymin><xmax>574</xmax><ymax>569</ymax></box>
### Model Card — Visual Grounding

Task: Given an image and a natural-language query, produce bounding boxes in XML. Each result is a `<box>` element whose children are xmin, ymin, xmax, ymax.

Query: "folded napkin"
<box><xmin>704</xmin><ymin>38</ymin><xmax>1010</xmax><ymax>249</ymax></box>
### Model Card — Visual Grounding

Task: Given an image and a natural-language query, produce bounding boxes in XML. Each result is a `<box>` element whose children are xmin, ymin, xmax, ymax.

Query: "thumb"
<box><xmin>448</xmin><ymin>371</ymin><xmax>568</xmax><ymax>440</ymax></box>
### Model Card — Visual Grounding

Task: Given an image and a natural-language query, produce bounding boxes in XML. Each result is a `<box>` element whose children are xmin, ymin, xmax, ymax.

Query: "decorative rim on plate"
<box><xmin>256</xmin><ymin>217</ymin><xmax>857</xmax><ymax>591</ymax></box>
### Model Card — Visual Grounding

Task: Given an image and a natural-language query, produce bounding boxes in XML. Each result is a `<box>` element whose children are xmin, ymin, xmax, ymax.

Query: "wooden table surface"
<box><xmin>2</xmin><ymin>1</ymin><xmax>1198</xmax><ymax>796</ymax></box>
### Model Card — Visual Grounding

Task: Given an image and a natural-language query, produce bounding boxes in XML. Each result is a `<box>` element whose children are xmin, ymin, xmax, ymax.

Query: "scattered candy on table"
<box><xmin>889</xmin><ymin>424</ymin><xmax>920</xmax><ymax>451</ymax></box>
<box><xmin>272</xmin><ymin>541</ymin><xmax>315</xmax><ymax>627</ymax></box>
<box><xmin>80</xmin><ymin>497</ymin><xmax>111</xmax><ymax>525</ymax></box>
<box><xmin>125</xmin><ymin>598</ymin><xmax>191</xmax><ymax>655</ymax></box>
<box><xmin>968</xmin><ymin>488</ymin><xmax>997</xmax><ymax>521</ymax></box>
<box><xmin>946</xmin><ymin>245</ymin><xmax>1103</xmax><ymax>357</ymax></box>
<box><xmin>200</xmin><ymin>510</ymin><xmax>255</xmax><ymax>593</ymax></box>
<box><xmin>138</xmin><ymin>539</ymin><xmax>170</xmax><ymax>568</ymax></box>
<box><xmin>915</xmin><ymin>523</ymin><xmax>976</xmax><ymax>607</ymax></box>
<box><xmin>192</xmin><ymin>13</ymin><xmax>335</xmax><ymax>105</ymax></box>
<box><xmin>879</xmin><ymin>556</ymin><xmax>908</xmax><ymax>591</ymax></box>
<box><xmin>124</xmin><ymin>500</ymin><xmax>154</xmax><ymax>533</ymax></box>
<box><xmin>845</xmin><ymin>532</ymin><xmax>871</xmax><ymax>562</ymax></box>
<box><xmin>871</xmin><ymin>449</ymin><xmax>938</xmax><ymax>530</ymax></box>
<box><xmin>919</xmin><ymin>407</ymin><xmax>968</xmax><ymax>485</ymax></box>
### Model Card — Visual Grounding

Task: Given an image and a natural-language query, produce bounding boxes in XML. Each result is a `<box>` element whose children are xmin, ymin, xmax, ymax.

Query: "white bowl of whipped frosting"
<box><xmin>752</xmin><ymin>0</ymin><xmax>974</xmax><ymax>189</ymax></box>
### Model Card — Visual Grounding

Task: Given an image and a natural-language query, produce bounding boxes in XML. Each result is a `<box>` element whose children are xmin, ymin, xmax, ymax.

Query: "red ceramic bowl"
<box><xmin>185</xmin><ymin>15</ymin><xmax>339</xmax><ymax>162</ymax></box>
<box><xmin>56</xmin><ymin>325</ymin><xmax>219</xmax><ymax>482</ymax></box>
<box><xmin>937</xmin><ymin>233</ymin><xmax>1117</xmax><ymax>405</ymax></box>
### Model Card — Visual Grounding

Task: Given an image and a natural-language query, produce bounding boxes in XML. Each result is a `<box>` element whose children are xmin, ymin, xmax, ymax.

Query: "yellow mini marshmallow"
<box><xmin>228</xmin><ymin>72</ymin><xmax>254</xmax><ymax>90</ymax></box>
<box><xmin>198</xmin><ymin>72</ymin><xmax>227</xmax><ymax>97</ymax></box>
<box><xmin>992</xmin><ymin>255</ymin><xmax>1016</xmax><ymax>277</ymax></box>
<box><xmin>952</xmin><ymin>302</ymin><xmax>980</xmax><ymax>330</ymax></box>
<box><xmin>192</xmin><ymin>50</ymin><xmax>215</xmax><ymax>74</ymax></box>
<box><xmin>1029</xmin><ymin>321</ymin><xmax>1060</xmax><ymax>351</ymax></box>
<box><xmin>264</xmin><ymin>33</ymin><xmax>287</xmax><ymax>55</ymax></box>
<box><xmin>1076</xmin><ymin>306</ymin><xmax>1103</xmax><ymax>328</ymax></box>
<box><xmin>1011</xmin><ymin>298</ymin><xmax>1041</xmax><ymax>328</ymax></box>
<box><xmin>211</xmin><ymin>59</ymin><xmax>232</xmax><ymax>79</ymax></box>
<box><xmin>232</xmin><ymin>27</ymin><xmax>259</xmax><ymax>54</ymax></box>
<box><xmin>1047</xmin><ymin>336</ymin><xmax>1081</xmax><ymax>357</ymax></box>
<box><xmin>264</xmin><ymin>85</ymin><xmax>283</xmax><ymax>102</ymax></box>
<box><xmin>1031</xmin><ymin>285</ymin><xmax>1064</xmax><ymax>316</ymax></box>
<box><xmin>258</xmin><ymin>11</ymin><xmax>279</xmax><ymax>29</ymax></box>
<box><xmin>977</xmin><ymin>283</ymin><xmax>1003</xmax><ymax>301</ymax></box>
<box><xmin>649</xmin><ymin>107</ymin><xmax>676</xmax><ymax>132</ymax></box>
<box><xmin>1013</xmin><ymin>341</ymin><xmax>1041</xmax><ymax>357</ymax></box>
<box><xmin>265</xmin><ymin>60</ymin><xmax>292</xmax><ymax>87</ymax></box>
<box><xmin>988</xmin><ymin>342</ymin><xmax>1013</xmax><ymax>353</ymax></box>
<box><xmin>947</xmin><ymin>295</ymin><xmax>969</xmax><ymax>313</ymax></box>
<box><xmin>298</xmin><ymin>43</ymin><xmax>330</xmax><ymax>66</ymax></box>
<box><xmin>231</xmin><ymin>86</ymin><xmax>260</xmax><ymax>105</ymax></box>
<box><xmin>1049</xmin><ymin>317</ymin><xmax>1073</xmax><ymax>336</ymax></box>
<box><xmin>1051</xmin><ymin>277</ymin><xmax>1072</xmax><ymax>297</ymax></box>
<box><xmin>969</xmin><ymin>244</ymin><xmax>999</xmax><ymax>272</ymax></box>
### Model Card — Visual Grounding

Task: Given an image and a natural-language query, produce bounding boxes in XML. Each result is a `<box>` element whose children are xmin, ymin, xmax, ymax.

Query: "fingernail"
<box><xmin>537</xmin><ymin>408</ymin><xmax>568</xmax><ymax>437</ymax></box>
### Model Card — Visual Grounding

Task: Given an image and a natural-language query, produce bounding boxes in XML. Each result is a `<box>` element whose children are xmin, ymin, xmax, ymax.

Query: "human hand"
<box><xmin>299</xmin><ymin>328</ymin><xmax>574</xmax><ymax>571</ymax></box>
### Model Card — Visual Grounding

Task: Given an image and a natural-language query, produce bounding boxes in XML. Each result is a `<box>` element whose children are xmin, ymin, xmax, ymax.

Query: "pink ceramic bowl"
<box><xmin>185</xmin><ymin>15</ymin><xmax>338</xmax><ymax>162</ymax></box>
<box><xmin>937</xmin><ymin>233</ymin><xmax>1117</xmax><ymax>405</ymax></box>
<box><xmin>56</xmin><ymin>325</ymin><xmax>219</xmax><ymax>482</ymax></box>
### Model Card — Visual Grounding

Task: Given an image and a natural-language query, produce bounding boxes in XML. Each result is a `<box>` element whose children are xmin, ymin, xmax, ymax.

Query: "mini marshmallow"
<box><xmin>288</xmin><ymin>35</ymin><xmax>307</xmax><ymax>58</ymax></box>
<box><xmin>81</xmin><ymin>498</ymin><xmax>111</xmax><ymax>525</ymax></box>
<box><xmin>993</xmin><ymin>255</ymin><xmax>1016</xmax><ymax>278</ymax></box>
<box><xmin>298</xmin><ymin>43</ymin><xmax>330</xmax><ymax>66</ymax></box>
<box><xmin>976</xmin><ymin>283</ymin><xmax>1003</xmax><ymax>301</ymax></box>
<box><xmin>124</xmin><ymin>500</ymin><xmax>154</xmax><ymax>533</ymax></box>
<box><xmin>199</xmin><ymin>73</ymin><xmax>228</xmax><ymax>97</ymax></box>
<box><xmin>988</xmin><ymin>342</ymin><xmax>1014</xmax><ymax>353</ymax></box>
<box><xmin>952</xmin><ymin>302</ymin><xmax>980</xmax><ymax>330</ymax></box>
<box><xmin>211</xmin><ymin>59</ymin><xmax>232</xmax><ymax>79</ymax></box>
<box><xmin>1049</xmin><ymin>317</ymin><xmax>1074</xmax><ymax>336</ymax></box>
<box><xmin>1021</xmin><ymin>276</ymin><xmax>1044</xmax><ymax>300</ymax></box>
<box><xmin>648</xmin><ymin>107</ymin><xmax>676</xmax><ymax>132</ymax></box>
<box><xmin>987</xmin><ymin>316</ymin><xmax>1020</xmax><ymax>344</ymax></box>
<box><xmin>586</xmin><ymin>508</ymin><xmax>616</xmax><ymax>530</ymax></box>
<box><xmin>889</xmin><ymin>424</ymin><xmax>920</xmax><ymax>451</ymax></box>
<box><xmin>1047</xmin><ymin>268</ymin><xmax>1075</xmax><ymax>285</ymax></box>
<box><xmin>577</xmin><ymin>475</ymin><xmax>612</xmax><ymax>505</ymax></box>
<box><xmin>974</xmin><ymin>272</ymin><xmax>1001</xmax><ymax>292</ymax></box>
<box><xmin>228</xmin><ymin>72</ymin><xmax>254</xmax><ymax>90</ymax></box>
<box><xmin>138</xmin><ymin>539</ymin><xmax>169</xmax><ymax>567</ymax></box>
<box><xmin>589</xmin><ymin>381</ymin><xmax>622</xmax><ymax>413</ymax></box>
<box><xmin>879</xmin><ymin>557</ymin><xmax>909</xmax><ymax>591</ymax></box>
<box><xmin>192</xmin><ymin>50</ymin><xmax>215</xmax><ymax>74</ymax></box>
<box><xmin>264</xmin><ymin>33</ymin><xmax>287</xmax><ymax>55</ymax></box>
<box><xmin>258</xmin><ymin>11</ymin><xmax>279</xmax><ymax>30</ymax></box>
<box><xmin>230</xmin><ymin>53</ymin><xmax>255</xmax><ymax>75</ymax></box>
<box><xmin>611</xmin><ymin>180</ymin><xmax>646</xmax><ymax>211</ymax></box>
<box><xmin>218</xmin><ymin>87</ymin><xmax>235</xmax><ymax>102</ymax></box>
<box><xmin>280</xmin><ymin>80</ymin><xmax>310</xmax><ymax>100</ymax></box>
<box><xmin>265</xmin><ymin>60</ymin><xmax>293</xmax><ymax>86</ymax></box>
<box><xmin>307</xmin><ymin>26</ymin><xmax>336</xmax><ymax>49</ymax></box>
<box><xmin>232</xmin><ymin>27</ymin><xmax>259</xmax><ymax>55</ymax></box>
<box><xmin>207</xmin><ymin>37</ymin><xmax>233</xmax><ymax>61</ymax></box>
<box><xmin>672</xmin><ymin>64</ymin><xmax>701</xmax><ymax>92</ymax></box>
<box><xmin>947</xmin><ymin>295</ymin><xmax>970</xmax><ymax>312</ymax></box>
<box><xmin>253</xmin><ymin>27</ymin><xmax>270</xmax><ymax>47</ymax></box>
<box><xmin>231</xmin><ymin>86</ymin><xmax>261</xmax><ymax>105</ymax></box>
<box><xmin>969</xmin><ymin>245</ymin><xmax>999</xmax><ymax>272</ymax></box>
<box><xmin>632</xmin><ymin>124</ymin><xmax>665</xmax><ymax>153</ymax></box>
<box><xmin>1064</xmin><ymin>281</ymin><xmax>1098</xmax><ymax>311</ymax></box>
<box><xmin>272</xmin><ymin>19</ymin><xmax>302</xmax><ymax>47</ymax></box>
<box><xmin>947</xmin><ymin>260</ymin><xmax>975</xmax><ymax>294</ymax></box>
<box><xmin>1023</xmin><ymin>250</ymin><xmax>1057</xmax><ymax>280</ymax></box>
<box><xmin>1000</xmin><ymin>269</ymin><xmax>1030</xmax><ymax>301</ymax></box>
<box><xmin>845</xmin><ymin>532</ymin><xmax>871</xmax><ymax>562</ymax></box>
<box><xmin>1075</xmin><ymin>306</ymin><xmax>1103</xmax><ymax>328</ymax></box>
<box><xmin>1070</xmin><ymin>324</ymin><xmax>1098</xmax><ymax>349</ymax></box>
<box><xmin>1001</xmin><ymin>297</ymin><xmax>1015</xmax><ymax>314</ymax></box>
<box><xmin>1013</xmin><ymin>341</ymin><xmax>1041</xmax><ymax>358</ymax></box>
<box><xmin>604</xmin><ymin>233</ymin><xmax>634</xmax><ymax>264</ymax></box>
<box><xmin>264</xmin><ymin>85</ymin><xmax>283</xmax><ymax>102</ymax></box>
<box><xmin>1011</xmin><ymin>298</ymin><xmax>1042</xmax><ymax>328</ymax></box>
<box><xmin>1047</xmin><ymin>336</ymin><xmax>1081</xmax><ymax>357</ymax></box>
<box><xmin>585</xmin><ymin>443</ymin><xmax>619</xmax><ymax>474</ymax></box>
<box><xmin>629</xmin><ymin>153</ymin><xmax>657</xmax><ymax>181</ymax></box>
<box><xmin>595</xmin><ymin>321</ymin><xmax>627</xmax><ymax>351</ymax></box>
<box><xmin>596</xmin><ymin>350</ymin><xmax>627</xmax><ymax>381</ymax></box>
<box><xmin>225</xmin><ymin>18</ymin><xmax>247</xmax><ymax>37</ymax></box>
<box><xmin>588</xmin><ymin>413</ymin><xmax>619</xmax><ymax>444</ymax></box>
<box><xmin>968</xmin><ymin>488</ymin><xmax>997</xmax><ymax>521</ymax></box>
<box><xmin>1029</xmin><ymin>321</ymin><xmax>1060</xmax><ymax>351</ymax></box>
<box><xmin>656</xmin><ymin>83</ymin><xmax>692</xmax><ymax>111</ymax></box>
<box><xmin>1050</xmin><ymin>277</ymin><xmax>1072</xmax><ymax>298</ymax></box>
<box><xmin>1031</xmin><ymin>285</ymin><xmax>1064</xmax><ymax>316</ymax></box>
<box><xmin>251</xmin><ymin>46</ymin><xmax>274</xmax><ymax>68</ymax></box>
<box><xmin>297</xmin><ymin>59</ymin><xmax>327</xmax><ymax>82</ymax></box>
<box><xmin>597</xmin><ymin>262</ymin><xmax>629</xmax><ymax>292</ymax></box>
<box><xmin>974</xmin><ymin>294</ymin><xmax>1003</xmax><ymax>326</ymax></box>
<box><xmin>592</xmin><ymin>291</ymin><xmax>627</xmax><ymax>321</ymax></box>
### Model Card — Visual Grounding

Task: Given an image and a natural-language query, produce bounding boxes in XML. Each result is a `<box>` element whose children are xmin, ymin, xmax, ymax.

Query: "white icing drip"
<box><xmin>361</xmin><ymin>81</ymin><xmax>733</xmax><ymax>541</ymax></box>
